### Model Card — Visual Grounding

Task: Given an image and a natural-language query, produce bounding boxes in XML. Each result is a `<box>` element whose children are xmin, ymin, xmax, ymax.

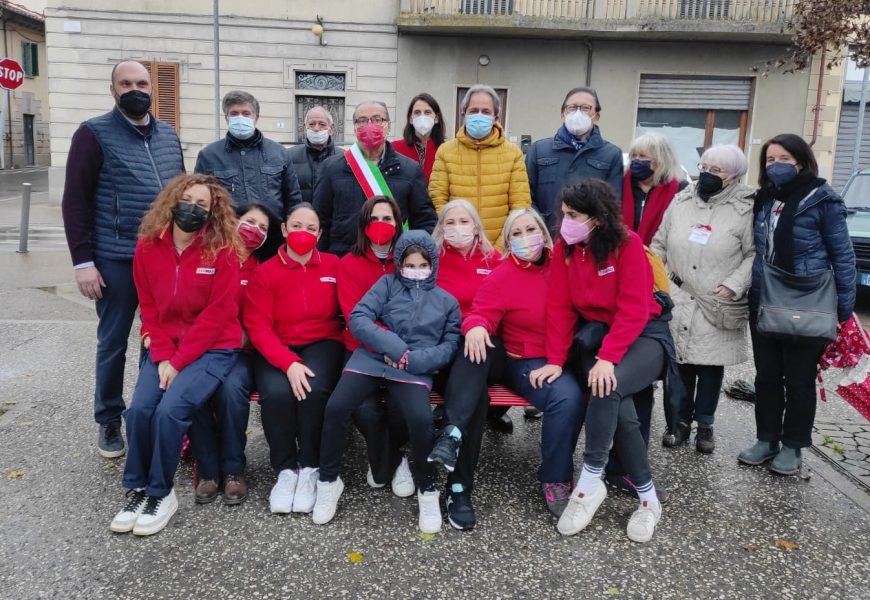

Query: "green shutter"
<box><xmin>30</xmin><ymin>43</ymin><xmax>38</xmax><ymax>77</ymax></box>
<box><xmin>20</xmin><ymin>42</ymin><xmax>38</xmax><ymax>77</ymax></box>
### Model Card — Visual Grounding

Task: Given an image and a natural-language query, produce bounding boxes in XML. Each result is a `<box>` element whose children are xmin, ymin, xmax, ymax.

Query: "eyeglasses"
<box><xmin>354</xmin><ymin>116</ymin><xmax>388</xmax><ymax>127</ymax></box>
<box><xmin>697</xmin><ymin>163</ymin><xmax>726</xmax><ymax>176</ymax></box>
<box><xmin>564</xmin><ymin>104</ymin><xmax>595</xmax><ymax>115</ymax></box>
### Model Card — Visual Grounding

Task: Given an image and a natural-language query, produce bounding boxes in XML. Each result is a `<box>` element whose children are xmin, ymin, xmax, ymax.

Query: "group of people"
<box><xmin>62</xmin><ymin>60</ymin><xmax>856</xmax><ymax>541</ymax></box>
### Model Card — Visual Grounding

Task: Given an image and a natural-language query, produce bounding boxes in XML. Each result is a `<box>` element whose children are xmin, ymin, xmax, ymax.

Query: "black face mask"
<box><xmin>116</xmin><ymin>90</ymin><xmax>152</xmax><ymax>119</ymax></box>
<box><xmin>172</xmin><ymin>203</ymin><xmax>209</xmax><ymax>233</ymax></box>
<box><xmin>696</xmin><ymin>172</ymin><xmax>724</xmax><ymax>201</ymax></box>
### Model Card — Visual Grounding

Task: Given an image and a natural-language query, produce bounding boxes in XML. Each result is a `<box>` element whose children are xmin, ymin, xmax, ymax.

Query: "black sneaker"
<box><xmin>662</xmin><ymin>421</ymin><xmax>691</xmax><ymax>448</ymax></box>
<box><xmin>427</xmin><ymin>428</ymin><xmax>461</xmax><ymax>472</ymax></box>
<box><xmin>98</xmin><ymin>423</ymin><xmax>126</xmax><ymax>458</ymax></box>
<box><xmin>487</xmin><ymin>412</ymin><xmax>514</xmax><ymax>434</ymax></box>
<box><xmin>603</xmin><ymin>473</ymin><xmax>670</xmax><ymax>505</ymax></box>
<box><xmin>445</xmin><ymin>484</ymin><xmax>476</xmax><ymax>530</ymax></box>
<box><xmin>696</xmin><ymin>424</ymin><xmax>715</xmax><ymax>454</ymax></box>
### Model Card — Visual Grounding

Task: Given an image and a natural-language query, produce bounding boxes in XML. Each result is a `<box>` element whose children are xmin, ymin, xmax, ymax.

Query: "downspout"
<box><xmin>810</xmin><ymin>48</ymin><xmax>826</xmax><ymax>146</ymax></box>
<box><xmin>585</xmin><ymin>39</ymin><xmax>593</xmax><ymax>87</ymax></box>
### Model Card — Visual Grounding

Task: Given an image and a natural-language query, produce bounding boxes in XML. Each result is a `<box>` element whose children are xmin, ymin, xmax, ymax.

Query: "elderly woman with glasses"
<box><xmin>650</xmin><ymin>144</ymin><xmax>756</xmax><ymax>453</ymax></box>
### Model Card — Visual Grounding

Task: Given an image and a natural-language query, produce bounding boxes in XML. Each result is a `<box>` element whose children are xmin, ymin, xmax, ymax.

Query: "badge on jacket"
<box><xmin>689</xmin><ymin>224</ymin><xmax>712</xmax><ymax>245</ymax></box>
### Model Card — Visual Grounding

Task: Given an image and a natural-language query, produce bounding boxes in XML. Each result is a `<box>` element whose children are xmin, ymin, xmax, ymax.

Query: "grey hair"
<box><xmin>222</xmin><ymin>90</ymin><xmax>260</xmax><ymax>117</ymax></box>
<box><xmin>432</xmin><ymin>199</ymin><xmax>496</xmax><ymax>258</ymax></box>
<box><xmin>461</xmin><ymin>84</ymin><xmax>501</xmax><ymax>117</ymax></box>
<box><xmin>628</xmin><ymin>132</ymin><xmax>683</xmax><ymax>186</ymax></box>
<box><xmin>305</xmin><ymin>105</ymin><xmax>333</xmax><ymax>126</ymax></box>
<box><xmin>352</xmin><ymin>101</ymin><xmax>390</xmax><ymax>122</ymax></box>
<box><xmin>700</xmin><ymin>144</ymin><xmax>749</xmax><ymax>179</ymax></box>
<box><xmin>501</xmin><ymin>207</ymin><xmax>553</xmax><ymax>259</ymax></box>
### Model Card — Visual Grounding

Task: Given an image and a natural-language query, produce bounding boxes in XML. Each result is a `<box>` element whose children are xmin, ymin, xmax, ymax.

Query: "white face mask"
<box><xmin>306</xmin><ymin>128</ymin><xmax>330</xmax><ymax>145</ymax></box>
<box><xmin>564</xmin><ymin>110</ymin><xmax>592</xmax><ymax>136</ymax></box>
<box><xmin>401</xmin><ymin>267</ymin><xmax>432</xmax><ymax>281</ymax></box>
<box><xmin>443</xmin><ymin>224</ymin><xmax>476</xmax><ymax>249</ymax></box>
<box><xmin>412</xmin><ymin>115</ymin><xmax>435</xmax><ymax>137</ymax></box>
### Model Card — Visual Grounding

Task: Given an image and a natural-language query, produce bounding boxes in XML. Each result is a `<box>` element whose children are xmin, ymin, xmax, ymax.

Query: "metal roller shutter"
<box><xmin>834</xmin><ymin>103</ymin><xmax>870</xmax><ymax>191</ymax></box>
<box><xmin>638</xmin><ymin>75</ymin><xmax>752</xmax><ymax>110</ymax></box>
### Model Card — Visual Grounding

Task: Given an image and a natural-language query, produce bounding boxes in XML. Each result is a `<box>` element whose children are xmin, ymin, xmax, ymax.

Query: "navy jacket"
<box><xmin>526</xmin><ymin>126</ymin><xmax>623</xmax><ymax>231</ymax></box>
<box><xmin>346</xmin><ymin>230</ymin><xmax>461</xmax><ymax>387</ymax></box>
<box><xmin>86</xmin><ymin>108</ymin><xmax>183</xmax><ymax>261</ymax></box>
<box><xmin>288</xmin><ymin>138</ymin><xmax>336</xmax><ymax>205</ymax></box>
<box><xmin>194</xmin><ymin>132</ymin><xmax>302</xmax><ymax>218</ymax></box>
<box><xmin>750</xmin><ymin>182</ymin><xmax>856</xmax><ymax>321</ymax></box>
<box><xmin>313</xmin><ymin>141</ymin><xmax>438</xmax><ymax>256</ymax></box>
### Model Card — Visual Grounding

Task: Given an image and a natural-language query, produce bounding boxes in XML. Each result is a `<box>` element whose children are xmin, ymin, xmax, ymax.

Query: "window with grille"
<box><xmin>140</xmin><ymin>61</ymin><xmax>180</xmax><ymax>134</ymax></box>
<box><xmin>21</xmin><ymin>42</ymin><xmax>38</xmax><ymax>77</ymax></box>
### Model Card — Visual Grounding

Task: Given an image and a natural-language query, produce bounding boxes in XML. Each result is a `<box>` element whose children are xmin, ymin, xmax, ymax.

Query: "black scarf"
<box><xmin>760</xmin><ymin>173</ymin><xmax>825</xmax><ymax>271</ymax></box>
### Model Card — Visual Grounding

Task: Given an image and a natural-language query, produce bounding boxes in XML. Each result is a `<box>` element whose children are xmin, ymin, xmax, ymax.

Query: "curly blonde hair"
<box><xmin>139</xmin><ymin>174</ymin><xmax>242</xmax><ymax>260</ymax></box>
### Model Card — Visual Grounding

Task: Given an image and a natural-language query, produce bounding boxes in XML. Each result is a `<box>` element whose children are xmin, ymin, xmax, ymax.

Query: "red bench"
<box><xmin>430</xmin><ymin>384</ymin><xmax>530</xmax><ymax>407</ymax></box>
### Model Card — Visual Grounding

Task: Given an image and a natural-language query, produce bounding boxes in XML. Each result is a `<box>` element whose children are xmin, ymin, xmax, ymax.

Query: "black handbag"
<box><xmin>756</xmin><ymin>262</ymin><xmax>837</xmax><ymax>344</ymax></box>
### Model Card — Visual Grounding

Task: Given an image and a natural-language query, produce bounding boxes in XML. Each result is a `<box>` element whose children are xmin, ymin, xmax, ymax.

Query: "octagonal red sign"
<box><xmin>0</xmin><ymin>58</ymin><xmax>25</xmax><ymax>90</ymax></box>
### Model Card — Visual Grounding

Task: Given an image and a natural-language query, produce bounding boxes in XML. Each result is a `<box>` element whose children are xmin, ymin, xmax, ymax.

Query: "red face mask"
<box><xmin>356</xmin><ymin>123</ymin><xmax>386</xmax><ymax>150</ymax></box>
<box><xmin>237</xmin><ymin>221</ymin><xmax>266</xmax><ymax>251</ymax></box>
<box><xmin>365</xmin><ymin>220</ymin><xmax>396</xmax><ymax>246</ymax></box>
<box><xmin>286</xmin><ymin>230</ymin><xmax>318</xmax><ymax>255</ymax></box>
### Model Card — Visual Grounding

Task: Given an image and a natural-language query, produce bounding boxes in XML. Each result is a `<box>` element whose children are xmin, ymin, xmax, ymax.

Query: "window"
<box><xmin>21</xmin><ymin>42</ymin><xmax>38</xmax><ymax>77</ymax></box>
<box><xmin>455</xmin><ymin>86</ymin><xmax>508</xmax><ymax>133</ymax></box>
<box><xmin>140</xmin><ymin>61</ymin><xmax>180</xmax><ymax>134</ymax></box>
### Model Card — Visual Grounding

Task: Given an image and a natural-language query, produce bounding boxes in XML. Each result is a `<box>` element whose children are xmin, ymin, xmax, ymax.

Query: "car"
<box><xmin>842</xmin><ymin>168</ymin><xmax>870</xmax><ymax>287</ymax></box>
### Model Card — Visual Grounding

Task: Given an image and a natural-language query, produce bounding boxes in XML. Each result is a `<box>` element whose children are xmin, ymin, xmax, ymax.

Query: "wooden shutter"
<box><xmin>141</xmin><ymin>61</ymin><xmax>180</xmax><ymax>134</ymax></box>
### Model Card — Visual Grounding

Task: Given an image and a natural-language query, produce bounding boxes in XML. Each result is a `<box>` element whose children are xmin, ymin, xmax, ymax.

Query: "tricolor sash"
<box><xmin>345</xmin><ymin>143</ymin><xmax>394</xmax><ymax>199</ymax></box>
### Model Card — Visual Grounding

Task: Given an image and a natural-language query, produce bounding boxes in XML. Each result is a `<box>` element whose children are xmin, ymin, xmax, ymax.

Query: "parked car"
<box><xmin>842</xmin><ymin>168</ymin><xmax>870</xmax><ymax>287</ymax></box>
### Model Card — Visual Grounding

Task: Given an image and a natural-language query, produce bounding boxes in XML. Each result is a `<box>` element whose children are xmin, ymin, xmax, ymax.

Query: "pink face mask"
<box><xmin>356</xmin><ymin>123</ymin><xmax>386</xmax><ymax>150</ymax></box>
<box><xmin>560</xmin><ymin>216</ymin><xmax>594</xmax><ymax>245</ymax></box>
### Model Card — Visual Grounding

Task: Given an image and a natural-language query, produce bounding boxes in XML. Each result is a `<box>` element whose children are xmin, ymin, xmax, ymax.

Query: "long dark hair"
<box><xmin>758</xmin><ymin>133</ymin><xmax>819</xmax><ymax>190</ymax></box>
<box><xmin>237</xmin><ymin>202</ymin><xmax>282</xmax><ymax>261</ymax></box>
<box><xmin>350</xmin><ymin>195</ymin><xmax>403</xmax><ymax>257</ymax></box>
<box><xmin>558</xmin><ymin>179</ymin><xmax>627</xmax><ymax>266</ymax></box>
<box><xmin>402</xmin><ymin>93</ymin><xmax>445</xmax><ymax>147</ymax></box>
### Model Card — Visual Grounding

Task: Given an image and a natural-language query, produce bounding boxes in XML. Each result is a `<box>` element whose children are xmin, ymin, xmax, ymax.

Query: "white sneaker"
<box><xmin>626</xmin><ymin>500</ymin><xmax>662</xmax><ymax>543</ymax></box>
<box><xmin>269</xmin><ymin>469</ymin><xmax>298</xmax><ymax>514</ymax></box>
<box><xmin>366</xmin><ymin>465</ymin><xmax>385</xmax><ymax>489</ymax></box>
<box><xmin>417</xmin><ymin>489</ymin><xmax>442</xmax><ymax>534</ymax></box>
<box><xmin>391</xmin><ymin>456</ymin><xmax>415</xmax><ymax>498</ymax></box>
<box><xmin>312</xmin><ymin>477</ymin><xmax>344</xmax><ymax>525</ymax></box>
<box><xmin>293</xmin><ymin>467</ymin><xmax>319</xmax><ymax>513</ymax></box>
<box><xmin>109</xmin><ymin>489</ymin><xmax>146</xmax><ymax>533</ymax></box>
<box><xmin>556</xmin><ymin>480</ymin><xmax>607</xmax><ymax>536</ymax></box>
<box><xmin>132</xmin><ymin>489</ymin><xmax>178</xmax><ymax>536</ymax></box>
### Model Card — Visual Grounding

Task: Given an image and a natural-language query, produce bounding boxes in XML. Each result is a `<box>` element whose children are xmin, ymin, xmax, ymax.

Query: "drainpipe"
<box><xmin>810</xmin><ymin>48</ymin><xmax>826</xmax><ymax>146</ymax></box>
<box><xmin>585</xmin><ymin>39</ymin><xmax>593</xmax><ymax>87</ymax></box>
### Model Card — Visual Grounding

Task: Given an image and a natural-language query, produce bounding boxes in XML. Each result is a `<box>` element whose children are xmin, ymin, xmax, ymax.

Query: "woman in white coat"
<box><xmin>651</xmin><ymin>144</ymin><xmax>755</xmax><ymax>453</ymax></box>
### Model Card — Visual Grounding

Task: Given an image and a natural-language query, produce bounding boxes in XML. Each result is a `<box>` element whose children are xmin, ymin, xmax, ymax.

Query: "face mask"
<box><xmin>510</xmin><ymin>233</ymin><xmax>545</xmax><ymax>262</ymax></box>
<box><xmin>564</xmin><ymin>110</ymin><xmax>592</xmax><ymax>136</ymax></box>
<box><xmin>365</xmin><ymin>220</ymin><xmax>396</xmax><ymax>246</ymax></box>
<box><xmin>401</xmin><ymin>267</ymin><xmax>432</xmax><ymax>281</ymax></box>
<box><xmin>356</xmin><ymin>123</ymin><xmax>386</xmax><ymax>150</ymax></box>
<box><xmin>412</xmin><ymin>115</ymin><xmax>435</xmax><ymax>137</ymax></box>
<box><xmin>228</xmin><ymin>115</ymin><xmax>256</xmax><ymax>140</ymax></box>
<box><xmin>465</xmin><ymin>113</ymin><xmax>494</xmax><ymax>139</ymax></box>
<box><xmin>286</xmin><ymin>230</ymin><xmax>318</xmax><ymax>255</ymax></box>
<box><xmin>443</xmin><ymin>224</ymin><xmax>476</xmax><ymax>249</ymax></box>
<box><xmin>766</xmin><ymin>162</ymin><xmax>799</xmax><ymax>188</ymax></box>
<box><xmin>630</xmin><ymin>159</ymin><xmax>655</xmax><ymax>181</ymax></box>
<box><xmin>560</xmin><ymin>216</ymin><xmax>594</xmax><ymax>245</ymax></box>
<box><xmin>696</xmin><ymin>172</ymin><xmax>724</xmax><ymax>201</ymax></box>
<box><xmin>237</xmin><ymin>221</ymin><xmax>266</xmax><ymax>251</ymax></box>
<box><xmin>116</xmin><ymin>90</ymin><xmax>151</xmax><ymax>119</ymax></box>
<box><xmin>172</xmin><ymin>202</ymin><xmax>209</xmax><ymax>233</ymax></box>
<box><xmin>306</xmin><ymin>128</ymin><xmax>330</xmax><ymax>146</ymax></box>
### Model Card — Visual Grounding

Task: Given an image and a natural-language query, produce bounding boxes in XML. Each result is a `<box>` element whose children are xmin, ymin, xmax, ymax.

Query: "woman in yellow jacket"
<box><xmin>429</xmin><ymin>84</ymin><xmax>531</xmax><ymax>249</ymax></box>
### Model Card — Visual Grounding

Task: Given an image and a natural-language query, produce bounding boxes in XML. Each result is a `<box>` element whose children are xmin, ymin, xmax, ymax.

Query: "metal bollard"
<box><xmin>17</xmin><ymin>182</ymin><xmax>32</xmax><ymax>254</ymax></box>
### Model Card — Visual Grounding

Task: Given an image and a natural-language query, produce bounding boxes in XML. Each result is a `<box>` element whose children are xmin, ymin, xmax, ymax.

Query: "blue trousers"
<box><xmin>123</xmin><ymin>350</ymin><xmax>237</xmax><ymax>496</ymax></box>
<box><xmin>189</xmin><ymin>353</ymin><xmax>251</xmax><ymax>480</ymax></box>
<box><xmin>678</xmin><ymin>363</ymin><xmax>725</xmax><ymax>426</ymax></box>
<box><xmin>506</xmin><ymin>357</ymin><xmax>586</xmax><ymax>484</ymax></box>
<box><xmin>93</xmin><ymin>258</ymin><xmax>138</xmax><ymax>426</ymax></box>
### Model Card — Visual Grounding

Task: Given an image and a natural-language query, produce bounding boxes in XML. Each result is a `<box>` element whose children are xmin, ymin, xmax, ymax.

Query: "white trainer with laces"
<box><xmin>312</xmin><ymin>477</ymin><xmax>344</xmax><ymax>525</ymax></box>
<box><xmin>269</xmin><ymin>469</ymin><xmax>298</xmax><ymax>514</ymax></box>
<box><xmin>556</xmin><ymin>480</ymin><xmax>607</xmax><ymax>536</ymax></box>
<box><xmin>391</xmin><ymin>456</ymin><xmax>415</xmax><ymax>498</ymax></box>
<box><xmin>417</xmin><ymin>489</ymin><xmax>442</xmax><ymax>534</ymax></box>
<box><xmin>110</xmin><ymin>489</ymin><xmax>147</xmax><ymax>533</ymax></box>
<box><xmin>366</xmin><ymin>465</ymin><xmax>386</xmax><ymax>489</ymax></box>
<box><xmin>132</xmin><ymin>489</ymin><xmax>178</xmax><ymax>536</ymax></box>
<box><xmin>293</xmin><ymin>467</ymin><xmax>319</xmax><ymax>513</ymax></box>
<box><xmin>626</xmin><ymin>500</ymin><xmax>662</xmax><ymax>543</ymax></box>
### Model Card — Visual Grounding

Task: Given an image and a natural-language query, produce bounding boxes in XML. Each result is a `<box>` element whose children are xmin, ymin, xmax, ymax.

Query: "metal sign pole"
<box><xmin>213</xmin><ymin>0</ymin><xmax>221</xmax><ymax>141</ymax></box>
<box><xmin>17</xmin><ymin>182</ymin><xmax>32</xmax><ymax>254</ymax></box>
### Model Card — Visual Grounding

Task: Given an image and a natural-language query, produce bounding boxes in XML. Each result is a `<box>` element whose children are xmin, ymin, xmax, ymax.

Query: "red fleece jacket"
<box><xmin>436</xmin><ymin>243</ymin><xmax>501</xmax><ymax>318</ymax></box>
<box><xmin>337</xmin><ymin>249</ymin><xmax>394</xmax><ymax>351</ymax></box>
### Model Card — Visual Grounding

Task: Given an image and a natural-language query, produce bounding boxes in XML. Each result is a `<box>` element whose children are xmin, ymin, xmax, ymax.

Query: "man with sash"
<box><xmin>313</xmin><ymin>100</ymin><xmax>437</xmax><ymax>256</ymax></box>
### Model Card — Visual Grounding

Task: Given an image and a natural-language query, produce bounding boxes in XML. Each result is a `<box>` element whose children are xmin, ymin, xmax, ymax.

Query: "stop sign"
<box><xmin>0</xmin><ymin>58</ymin><xmax>25</xmax><ymax>91</ymax></box>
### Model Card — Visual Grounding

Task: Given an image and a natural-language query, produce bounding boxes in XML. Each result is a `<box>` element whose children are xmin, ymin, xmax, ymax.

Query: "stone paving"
<box><xmin>813</xmin><ymin>418</ymin><xmax>870</xmax><ymax>489</ymax></box>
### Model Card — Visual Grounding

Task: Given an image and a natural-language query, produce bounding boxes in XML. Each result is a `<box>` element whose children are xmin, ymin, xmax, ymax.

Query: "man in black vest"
<box><xmin>288</xmin><ymin>105</ymin><xmax>336</xmax><ymax>204</ymax></box>
<box><xmin>62</xmin><ymin>60</ymin><xmax>184</xmax><ymax>458</ymax></box>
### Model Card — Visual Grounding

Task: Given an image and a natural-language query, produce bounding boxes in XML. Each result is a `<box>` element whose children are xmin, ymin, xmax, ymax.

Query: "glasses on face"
<box><xmin>698</xmin><ymin>163</ymin><xmax>726</xmax><ymax>176</ymax></box>
<box><xmin>354</xmin><ymin>116</ymin><xmax>388</xmax><ymax>127</ymax></box>
<box><xmin>564</xmin><ymin>104</ymin><xmax>595</xmax><ymax>115</ymax></box>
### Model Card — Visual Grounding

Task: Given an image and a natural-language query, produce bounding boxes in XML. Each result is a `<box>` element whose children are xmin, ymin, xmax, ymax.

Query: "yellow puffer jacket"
<box><xmin>429</xmin><ymin>124</ymin><xmax>531</xmax><ymax>248</ymax></box>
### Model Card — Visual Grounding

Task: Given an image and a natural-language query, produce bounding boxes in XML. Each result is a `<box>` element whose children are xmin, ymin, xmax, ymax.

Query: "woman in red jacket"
<box><xmin>110</xmin><ymin>174</ymin><xmax>242</xmax><ymax>537</ymax></box>
<box><xmin>392</xmin><ymin>93</ymin><xmax>445</xmax><ymax>183</ymax></box>
<box><xmin>243</xmin><ymin>203</ymin><xmax>345</xmax><ymax>516</ymax></box>
<box><xmin>538</xmin><ymin>179</ymin><xmax>667</xmax><ymax>543</ymax></box>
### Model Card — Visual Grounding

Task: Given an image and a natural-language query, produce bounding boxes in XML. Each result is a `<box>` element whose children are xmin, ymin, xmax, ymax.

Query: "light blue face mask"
<box><xmin>228</xmin><ymin>115</ymin><xmax>256</xmax><ymax>140</ymax></box>
<box><xmin>465</xmin><ymin>113</ymin><xmax>494</xmax><ymax>140</ymax></box>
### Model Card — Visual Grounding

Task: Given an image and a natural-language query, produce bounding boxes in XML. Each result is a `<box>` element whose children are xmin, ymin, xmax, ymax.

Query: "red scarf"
<box><xmin>621</xmin><ymin>174</ymin><xmax>680</xmax><ymax>246</ymax></box>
